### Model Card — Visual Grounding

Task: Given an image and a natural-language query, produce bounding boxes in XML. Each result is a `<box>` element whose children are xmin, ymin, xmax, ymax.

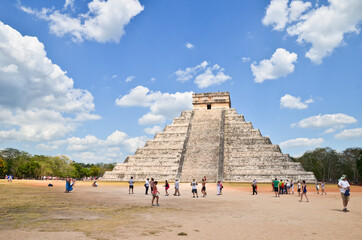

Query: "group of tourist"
<box><xmin>61</xmin><ymin>174</ymin><xmax>352</xmax><ymax>213</ymax></box>
<box><xmin>271</xmin><ymin>178</ymin><xmax>310</xmax><ymax>202</ymax></box>
<box><xmin>270</xmin><ymin>176</ymin><xmax>351</xmax><ymax>212</ymax></box>
<box><xmin>315</xmin><ymin>180</ymin><xmax>327</xmax><ymax>195</ymax></box>
<box><xmin>127</xmin><ymin>176</ymin><xmax>222</xmax><ymax>206</ymax></box>
<box><xmin>5</xmin><ymin>175</ymin><xmax>13</xmax><ymax>182</ymax></box>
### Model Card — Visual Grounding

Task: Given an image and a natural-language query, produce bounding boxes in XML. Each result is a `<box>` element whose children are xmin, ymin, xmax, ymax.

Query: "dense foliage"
<box><xmin>293</xmin><ymin>147</ymin><xmax>362</xmax><ymax>183</ymax></box>
<box><xmin>0</xmin><ymin>148</ymin><xmax>115</xmax><ymax>179</ymax></box>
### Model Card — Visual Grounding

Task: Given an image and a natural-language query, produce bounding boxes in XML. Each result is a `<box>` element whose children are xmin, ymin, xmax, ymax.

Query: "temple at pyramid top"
<box><xmin>103</xmin><ymin>92</ymin><xmax>316</xmax><ymax>182</ymax></box>
<box><xmin>192</xmin><ymin>92</ymin><xmax>231</xmax><ymax>109</ymax></box>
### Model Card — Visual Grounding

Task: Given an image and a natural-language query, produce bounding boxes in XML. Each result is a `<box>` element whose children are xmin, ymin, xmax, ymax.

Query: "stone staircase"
<box><xmin>179</xmin><ymin>109</ymin><xmax>223</xmax><ymax>182</ymax></box>
<box><xmin>102</xmin><ymin>111</ymin><xmax>193</xmax><ymax>181</ymax></box>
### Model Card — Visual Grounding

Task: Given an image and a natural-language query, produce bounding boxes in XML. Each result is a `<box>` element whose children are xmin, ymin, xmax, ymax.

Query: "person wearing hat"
<box><xmin>338</xmin><ymin>175</ymin><xmax>350</xmax><ymax>212</ymax></box>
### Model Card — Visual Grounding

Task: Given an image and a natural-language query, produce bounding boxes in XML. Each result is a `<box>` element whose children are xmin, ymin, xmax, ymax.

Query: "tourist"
<box><xmin>315</xmin><ymin>181</ymin><xmax>320</xmax><ymax>194</ymax></box>
<box><xmin>272</xmin><ymin>178</ymin><xmax>279</xmax><ymax>197</ymax></box>
<box><xmin>338</xmin><ymin>175</ymin><xmax>350</xmax><ymax>212</ymax></box>
<box><xmin>252</xmin><ymin>179</ymin><xmax>257</xmax><ymax>195</ymax></box>
<box><xmin>7</xmin><ymin>175</ymin><xmax>12</xmax><ymax>183</ymax></box>
<box><xmin>204</xmin><ymin>176</ymin><xmax>207</xmax><ymax>182</ymax></box>
<box><xmin>219</xmin><ymin>181</ymin><xmax>223</xmax><ymax>195</ymax></box>
<box><xmin>286</xmin><ymin>180</ymin><xmax>290</xmax><ymax>194</ymax></box>
<box><xmin>129</xmin><ymin>176</ymin><xmax>134</xmax><ymax>194</ymax></box>
<box><xmin>297</xmin><ymin>181</ymin><xmax>301</xmax><ymax>197</ymax></box>
<box><xmin>290</xmin><ymin>179</ymin><xmax>294</xmax><ymax>194</ymax></box>
<box><xmin>151</xmin><ymin>181</ymin><xmax>160</xmax><ymax>206</ymax></box>
<box><xmin>201</xmin><ymin>178</ymin><xmax>207</xmax><ymax>197</ymax></box>
<box><xmin>299</xmin><ymin>180</ymin><xmax>309</xmax><ymax>202</ymax></box>
<box><xmin>321</xmin><ymin>180</ymin><xmax>327</xmax><ymax>195</ymax></box>
<box><xmin>145</xmin><ymin>178</ymin><xmax>150</xmax><ymax>195</ymax></box>
<box><xmin>279</xmin><ymin>180</ymin><xmax>284</xmax><ymax>195</ymax></box>
<box><xmin>150</xmin><ymin>178</ymin><xmax>154</xmax><ymax>193</ymax></box>
<box><xmin>191</xmin><ymin>179</ymin><xmax>198</xmax><ymax>198</ymax></box>
<box><xmin>164</xmin><ymin>180</ymin><xmax>170</xmax><ymax>196</ymax></box>
<box><xmin>92</xmin><ymin>181</ymin><xmax>98</xmax><ymax>187</ymax></box>
<box><xmin>65</xmin><ymin>176</ymin><xmax>73</xmax><ymax>193</ymax></box>
<box><xmin>174</xmin><ymin>179</ymin><xmax>180</xmax><ymax>196</ymax></box>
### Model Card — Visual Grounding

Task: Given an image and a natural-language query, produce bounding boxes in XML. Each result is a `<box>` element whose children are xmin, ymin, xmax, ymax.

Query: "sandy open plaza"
<box><xmin>0</xmin><ymin>180</ymin><xmax>361</xmax><ymax>240</ymax></box>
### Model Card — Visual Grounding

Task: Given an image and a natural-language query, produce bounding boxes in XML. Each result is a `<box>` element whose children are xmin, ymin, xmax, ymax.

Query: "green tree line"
<box><xmin>292</xmin><ymin>147</ymin><xmax>362</xmax><ymax>183</ymax></box>
<box><xmin>0</xmin><ymin>148</ymin><xmax>115</xmax><ymax>179</ymax></box>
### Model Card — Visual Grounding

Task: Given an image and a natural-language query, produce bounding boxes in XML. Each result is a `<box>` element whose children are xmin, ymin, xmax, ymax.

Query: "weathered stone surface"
<box><xmin>103</xmin><ymin>92</ymin><xmax>316</xmax><ymax>182</ymax></box>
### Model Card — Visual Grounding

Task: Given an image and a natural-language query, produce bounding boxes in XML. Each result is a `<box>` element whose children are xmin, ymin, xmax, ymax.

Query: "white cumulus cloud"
<box><xmin>292</xmin><ymin>113</ymin><xmax>357</xmax><ymax>129</ymax></box>
<box><xmin>280</xmin><ymin>137</ymin><xmax>324</xmax><ymax>148</ymax></box>
<box><xmin>174</xmin><ymin>61</ymin><xmax>231</xmax><ymax>88</ymax></box>
<box><xmin>335</xmin><ymin>128</ymin><xmax>362</xmax><ymax>139</ymax></box>
<box><xmin>115</xmin><ymin>86</ymin><xmax>193</xmax><ymax>125</ymax></box>
<box><xmin>263</xmin><ymin>0</ymin><xmax>362</xmax><ymax>63</ymax></box>
<box><xmin>280</xmin><ymin>94</ymin><xmax>313</xmax><ymax>109</ymax></box>
<box><xmin>251</xmin><ymin>48</ymin><xmax>297</xmax><ymax>83</ymax></box>
<box><xmin>262</xmin><ymin>0</ymin><xmax>289</xmax><ymax>31</ymax></box>
<box><xmin>0</xmin><ymin>21</ymin><xmax>99</xmax><ymax>142</ymax></box>
<box><xmin>20</xmin><ymin>0</ymin><xmax>144</xmax><ymax>43</ymax></box>
<box><xmin>38</xmin><ymin>130</ymin><xmax>147</xmax><ymax>163</ymax></box>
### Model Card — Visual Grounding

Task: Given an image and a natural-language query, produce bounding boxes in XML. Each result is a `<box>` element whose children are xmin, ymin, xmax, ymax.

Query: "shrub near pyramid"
<box><xmin>103</xmin><ymin>92</ymin><xmax>316</xmax><ymax>182</ymax></box>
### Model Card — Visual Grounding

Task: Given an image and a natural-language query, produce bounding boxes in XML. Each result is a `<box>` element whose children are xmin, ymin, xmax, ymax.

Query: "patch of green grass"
<box><xmin>178</xmin><ymin>232</ymin><xmax>188</xmax><ymax>236</ymax></box>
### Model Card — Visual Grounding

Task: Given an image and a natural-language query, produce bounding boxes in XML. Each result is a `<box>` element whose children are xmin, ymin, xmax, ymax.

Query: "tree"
<box><xmin>0</xmin><ymin>157</ymin><xmax>7</xmax><ymax>177</ymax></box>
<box><xmin>297</xmin><ymin>147</ymin><xmax>341</xmax><ymax>182</ymax></box>
<box><xmin>89</xmin><ymin>165</ymin><xmax>101</xmax><ymax>177</ymax></box>
<box><xmin>340</xmin><ymin>148</ymin><xmax>362</xmax><ymax>183</ymax></box>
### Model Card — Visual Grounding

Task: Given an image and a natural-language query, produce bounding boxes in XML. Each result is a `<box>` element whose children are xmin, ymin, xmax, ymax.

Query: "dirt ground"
<box><xmin>0</xmin><ymin>180</ymin><xmax>361</xmax><ymax>240</ymax></box>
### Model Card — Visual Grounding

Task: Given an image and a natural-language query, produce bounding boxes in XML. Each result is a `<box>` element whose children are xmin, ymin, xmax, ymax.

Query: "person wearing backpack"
<box><xmin>279</xmin><ymin>180</ymin><xmax>284</xmax><ymax>195</ymax></box>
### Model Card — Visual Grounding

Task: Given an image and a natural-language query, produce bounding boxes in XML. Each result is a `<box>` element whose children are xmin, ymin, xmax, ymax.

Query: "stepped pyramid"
<box><xmin>103</xmin><ymin>92</ymin><xmax>316</xmax><ymax>182</ymax></box>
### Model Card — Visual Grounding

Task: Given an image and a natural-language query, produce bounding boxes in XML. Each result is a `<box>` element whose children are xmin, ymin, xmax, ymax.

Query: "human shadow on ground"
<box><xmin>331</xmin><ymin>209</ymin><xmax>344</xmax><ymax>212</ymax></box>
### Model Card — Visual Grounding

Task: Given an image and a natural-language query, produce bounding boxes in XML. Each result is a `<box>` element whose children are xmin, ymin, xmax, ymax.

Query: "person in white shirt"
<box><xmin>297</xmin><ymin>181</ymin><xmax>301</xmax><ymax>197</ymax></box>
<box><xmin>338</xmin><ymin>175</ymin><xmax>350</xmax><ymax>212</ymax></box>
<box><xmin>174</xmin><ymin>179</ymin><xmax>180</xmax><ymax>196</ymax></box>
<box><xmin>191</xmin><ymin>179</ymin><xmax>198</xmax><ymax>198</ymax></box>
<box><xmin>145</xmin><ymin>178</ymin><xmax>150</xmax><ymax>195</ymax></box>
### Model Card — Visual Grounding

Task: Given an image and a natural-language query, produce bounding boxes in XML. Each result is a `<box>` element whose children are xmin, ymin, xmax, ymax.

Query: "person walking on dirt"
<box><xmin>191</xmin><ymin>179</ymin><xmax>198</xmax><ymax>198</ymax></box>
<box><xmin>299</xmin><ymin>180</ymin><xmax>309</xmax><ymax>202</ymax></box>
<box><xmin>321</xmin><ymin>180</ymin><xmax>327</xmax><ymax>195</ymax></box>
<box><xmin>145</xmin><ymin>178</ymin><xmax>150</xmax><ymax>195</ymax></box>
<box><xmin>174</xmin><ymin>179</ymin><xmax>180</xmax><ymax>196</ymax></box>
<box><xmin>129</xmin><ymin>176</ymin><xmax>134</xmax><ymax>194</ymax></box>
<box><xmin>150</xmin><ymin>178</ymin><xmax>154</xmax><ymax>193</ymax></box>
<box><xmin>201</xmin><ymin>178</ymin><xmax>207</xmax><ymax>197</ymax></box>
<box><xmin>152</xmin><ymin>181</ymin><xmax>160</xmax><ymax>206</ymax></box>
<box><xmin>252</xmin><ymin>179</ymin><xmax>257</xmax><ymax>195</ymax></box>
<box><xmin>164</xmin><ymin>180</ymin><xmax>170</xmax><ymax>196</ymax></box>
<box><xmin>338</xmin><ymin>175</ymin><xmax>350</xmax><ymax>212</ymax></box>
<box><xmin>273</xmin><ymin>178</ymin><xmax>279</xmax><ymax>197</ymax></box>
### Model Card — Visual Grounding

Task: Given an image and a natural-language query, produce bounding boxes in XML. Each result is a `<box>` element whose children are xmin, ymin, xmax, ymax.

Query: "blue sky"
<box><xmin>0</xmin><ymin>0</ymin><xmax>361</xmax><ymax>163</ymax></box>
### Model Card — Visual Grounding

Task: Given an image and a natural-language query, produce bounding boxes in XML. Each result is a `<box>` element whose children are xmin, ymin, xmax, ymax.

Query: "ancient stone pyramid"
<box><xmin>103</xmin><ymin>92</ymin><xmax>316</xmax><ymax>182</ymax></box>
